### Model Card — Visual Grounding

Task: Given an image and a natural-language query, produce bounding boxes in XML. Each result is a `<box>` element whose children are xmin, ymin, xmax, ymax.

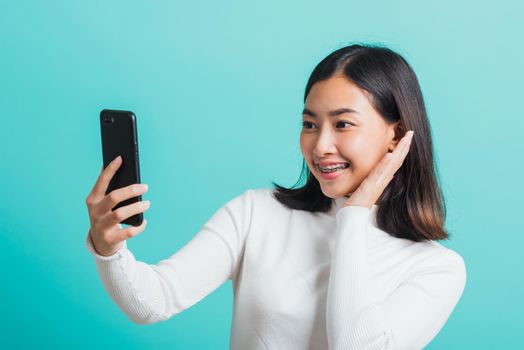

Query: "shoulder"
<box><xmin>236</xmin><ymin>188</ymin><xmax>276</xmax><ymax>205</ymax></box>
<box><xmin>223</xmin><ymin>188</ymin><xmax>276</xmax><ymax>212</ymax></box>
<box><xmin>416</xmin><ymin>244</ymin><xmax>467</xmax><ymax>292</ymax></box>
<box><xmin>226</xmin><ymin>188</ymin><xmax>293</xmax><ymax>221</ymax></box>
<box><xmin>440</xmin><ymin>247</ymin><xmax>467</xmax><ymax>281</ymax></box>
<box><xmin>247</xmin><ymin>187</ymin><xmax>275</xmax><ymax>198</ymax></box>
<box><xmin>423</xmin><ymin>243</ymin><xmax>466</xmax><ymax>271</ymax></box>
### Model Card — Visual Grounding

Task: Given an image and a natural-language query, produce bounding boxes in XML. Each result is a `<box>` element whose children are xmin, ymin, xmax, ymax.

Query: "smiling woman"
<box><xmin>273</xmin><ymin>43</ymin><xmax>446</xmax><ymax>242</ymax></box>
<box><xmin>266</xmin><ymin>44</ymin><xmax>466</xmax><ymax>349</ymax></box>
<box><xmin>300</xmin><ymin>76</ymin><xmax>405</xmax><ymax>198</ymax></box>
<box><xmin>85</xmin><ymin>42</ymin><xmax>466</xmax><ymax>350</ymax></box>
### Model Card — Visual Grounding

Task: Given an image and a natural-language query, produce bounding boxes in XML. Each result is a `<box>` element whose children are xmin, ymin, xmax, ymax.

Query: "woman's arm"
<box><xmin>326</xmin><ymin>206</ymin><xmax>466</xmax><ymax>350</ymax></box>
<box><xmin>85</xmin><ymin>189</ymin><xmax>253</xmax><ymax>324</ymax></box>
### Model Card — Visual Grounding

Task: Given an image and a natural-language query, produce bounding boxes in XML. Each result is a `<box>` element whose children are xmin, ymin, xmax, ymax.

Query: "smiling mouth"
<box><xmin>317</xmin><ymin>163</ymin><xmax>350</xmax><ymax>173</ymax></box>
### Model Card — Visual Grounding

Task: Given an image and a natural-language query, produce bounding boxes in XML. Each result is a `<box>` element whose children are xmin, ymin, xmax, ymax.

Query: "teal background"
<box><xmin>1</xmin><ymin>0</ymin><xmax>522</xmax><ymax>348</ymax></box>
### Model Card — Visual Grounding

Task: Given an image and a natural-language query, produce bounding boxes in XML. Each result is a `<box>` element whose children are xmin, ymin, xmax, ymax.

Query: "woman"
<box><xmin>85</xmin><ymin>43</ymin><xmax>466</xmax><ymax>350</ymax></box>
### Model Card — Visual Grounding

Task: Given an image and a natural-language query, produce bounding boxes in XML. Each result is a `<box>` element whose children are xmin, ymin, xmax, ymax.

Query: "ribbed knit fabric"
<box><xmin>85</xmin><ymin>188</ymin><xmax>466</xmax><ymax>350</ymax></box>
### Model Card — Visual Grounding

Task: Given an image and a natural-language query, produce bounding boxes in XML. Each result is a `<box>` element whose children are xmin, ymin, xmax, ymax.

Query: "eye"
<box><xmin>301</xmin><ymin>121</ymin><xmax>354</xmax><ymax>129</ymax></box>
<box><xmin>301</xmin><ymin>121</ymin><xmax>316</xmax><ymax>129</ymax></box>
<box><xmin>337</xmin><ymin>121</ymin><xmax>354</xmax><ymax>128</ymax></box>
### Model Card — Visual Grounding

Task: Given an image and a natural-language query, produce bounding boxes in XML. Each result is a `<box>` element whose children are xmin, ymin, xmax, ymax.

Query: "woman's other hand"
<box><xmin>344</xmin><ymin>130</ymin><xmax>414</xmax><ymax>209</ymax></box>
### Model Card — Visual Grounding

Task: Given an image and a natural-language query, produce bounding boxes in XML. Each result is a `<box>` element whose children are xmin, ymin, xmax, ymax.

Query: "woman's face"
<box><xmin>300</xmin><ymin>74</ymin><xmax>401</xmax><ymax>199</ymax></box>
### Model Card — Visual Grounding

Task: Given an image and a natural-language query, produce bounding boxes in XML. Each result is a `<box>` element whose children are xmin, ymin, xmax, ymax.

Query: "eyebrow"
<box><xmin>302</xmin><ymin>107</ymin><xmax>361</xmax><ymax>118</ymax></box>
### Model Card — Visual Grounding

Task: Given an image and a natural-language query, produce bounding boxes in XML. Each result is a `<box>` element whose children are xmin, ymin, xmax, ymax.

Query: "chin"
<box><xmin>319</xmin><ymin>187</ymin><xmax>352</xmax><ymax>199</ymax></box>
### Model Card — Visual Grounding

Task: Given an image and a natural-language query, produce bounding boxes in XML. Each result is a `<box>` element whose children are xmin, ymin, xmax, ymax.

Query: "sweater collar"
<box><xmin>332</xmin><ymin>196</ymin><xmax>379</xmax><ymax>212</ymax></box>
<box><xmin>331</xmin><ymin>196</ymin><xmax>380</xmax><ymax>227</ymax></box>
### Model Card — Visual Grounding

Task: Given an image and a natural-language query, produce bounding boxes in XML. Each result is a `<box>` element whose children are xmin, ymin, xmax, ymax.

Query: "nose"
<box><xmin>312</xmin><ymin>129</ymin><xmax>338</xmax><ymax>157</ymax></box>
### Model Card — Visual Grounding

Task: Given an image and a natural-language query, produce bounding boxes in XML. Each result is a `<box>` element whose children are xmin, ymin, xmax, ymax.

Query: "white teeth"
<box><xmin>318</xmin><ymin>163</ymin><xmax>350</xmax><ymax>171</ymax></box>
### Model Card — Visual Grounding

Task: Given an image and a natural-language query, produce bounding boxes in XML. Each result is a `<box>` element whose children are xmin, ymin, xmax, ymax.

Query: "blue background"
<box><xmin>1</xmin><ymin>0</ymin><xmax>522</xmax><ymax>348</ymax></box>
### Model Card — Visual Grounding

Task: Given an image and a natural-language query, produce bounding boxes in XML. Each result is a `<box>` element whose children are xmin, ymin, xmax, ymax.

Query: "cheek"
<box><xmin>300</xmin><ymin>137</ymin><xmax>319</xmax><ymax>173</ymax></box>
<box><xmin>299</xmin><ymin>135</ymin><xmax>311</xmax><ymax>157</ymax></box>
<box><xmin>342</xmin><ymin>138</ymin><xmax>381</xmax><ymax>171</ymax></box>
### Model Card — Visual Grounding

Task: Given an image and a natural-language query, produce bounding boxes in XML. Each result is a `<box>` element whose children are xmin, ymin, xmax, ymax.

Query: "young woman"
<box><xmin>85</xmin><ymin>43</ymin><xmax>467</xmax><ymax>350</ymax></box>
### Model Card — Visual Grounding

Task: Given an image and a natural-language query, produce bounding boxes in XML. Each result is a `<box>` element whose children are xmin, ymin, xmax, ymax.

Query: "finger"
<box><xmin>99</xmin><ymin>219</ymin><xmax>148</xmax><ymax>247</ymax></box>
<box><xmin>101</xmin><ymin>199</ymin><xmax>151</xmax><ymax>228</ymax></box>
<box><xmin>387</xmin><ymin>130</ymin><xmax>414</xmax><ymax>171</ymax></box>
<box><xmin>358</xmin><ymin>131</ymin><xmax>414</xmax><ymax>195</ymax></box>
<box><xmin>98</xmin><ymin>183</ymin><xmax>149</xmax><ymax>214</ymax></box>
<box><xmin>109</xmin><ymin>219</ymin><xmax>148</xmax><ymax>245</ymax></box>
<box><xmin>369</xmin><ymin>153</ymin><xmax>395</xmax><ymax>187</ymax></box>
<box><xmin>395</xmin><ymin>130</ymin><xmax>414</xmax><ymax>164</ymax></box>
<box><xmin>89</xmin><ymin>156</ymin><xmax>123</xmax><ymax>202</ymax></box>
<box><xmin>378</xmin><ymin>151</ymin><xmax>396</xmax><ymax>173</ymax></box>
<box><xmin>398</xmin><ymin>130</ymin><xmax>414</xmax><ymax>153</ymax></box>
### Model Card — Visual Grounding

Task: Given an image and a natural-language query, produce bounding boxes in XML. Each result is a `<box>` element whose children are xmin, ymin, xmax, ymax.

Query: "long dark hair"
<box><xmin>271</xmin><ymin>43</ymin><xmax>449</xmax><ymax>242</ymax></box>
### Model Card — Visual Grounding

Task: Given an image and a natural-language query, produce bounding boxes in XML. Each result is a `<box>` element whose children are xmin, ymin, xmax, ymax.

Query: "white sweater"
<box><xmin>85</xmin><ymin>188</ymin><xmax>467</xmax><ymax>350</ymax></box>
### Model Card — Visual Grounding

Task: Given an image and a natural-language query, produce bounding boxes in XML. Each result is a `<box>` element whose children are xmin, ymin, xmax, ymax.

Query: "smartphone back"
<box><xmin>100</xmin><ymin>109</ymin><xmax>143</xmax><ymax>226</ymax></box>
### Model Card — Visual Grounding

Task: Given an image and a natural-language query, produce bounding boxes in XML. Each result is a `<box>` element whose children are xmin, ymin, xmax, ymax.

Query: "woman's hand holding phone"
<box><xmin>85</xmin><ymin>155</ymin><xmax>151</xmax><ymax>256</ymax></box>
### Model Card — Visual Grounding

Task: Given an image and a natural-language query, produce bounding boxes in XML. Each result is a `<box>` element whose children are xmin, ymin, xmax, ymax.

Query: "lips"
<box><xmin>316</xmin><ymin>163</ymin><xmax>349</xmax><ymax>180</ymax></box>
<box><xmin>316</xmin><ymin>161</ymin><xmax>350</xmax><ymax>167</ymax></box>
<box><xmin>317</xmin><ymin>163</ymin><xmax>350</xmax><ymax>172</ymax></box>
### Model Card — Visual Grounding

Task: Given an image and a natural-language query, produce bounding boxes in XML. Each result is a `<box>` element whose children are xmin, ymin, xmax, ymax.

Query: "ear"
<box><xmin>387</xmin><ymin>122</ymin><xmax>405</xmax><ymax>152</ymax></box>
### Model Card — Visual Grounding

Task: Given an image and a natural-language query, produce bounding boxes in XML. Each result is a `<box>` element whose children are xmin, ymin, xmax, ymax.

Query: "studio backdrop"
<box><xmin>1</xmin><ymin>0</ymin><xmax>522</xmax><ymax>349</ymax></box>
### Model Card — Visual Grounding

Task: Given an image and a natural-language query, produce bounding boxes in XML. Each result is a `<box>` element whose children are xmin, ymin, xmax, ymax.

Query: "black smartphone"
<box><xmin>100</xmin><ymin>109</ymin><xmax>143</xmax><ymax>226</ymax></box>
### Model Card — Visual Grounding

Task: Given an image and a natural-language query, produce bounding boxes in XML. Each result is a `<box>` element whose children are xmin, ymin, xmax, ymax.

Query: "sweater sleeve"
<box><xmin>85</xmin><ymin>189</ymin><xmax>253</xmax><ymax>325</ymax></box>
<box><xmin>326</xmin><ymin>205</ymin><xmax>467</xmax><ymax>350</ymax></box>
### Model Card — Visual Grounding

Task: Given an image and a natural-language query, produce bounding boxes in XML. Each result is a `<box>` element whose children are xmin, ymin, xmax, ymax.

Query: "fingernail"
<box><xmin>141</xmin><ymin>184</ymin><xmax>148</xmax><ymax>191</ymax></box>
